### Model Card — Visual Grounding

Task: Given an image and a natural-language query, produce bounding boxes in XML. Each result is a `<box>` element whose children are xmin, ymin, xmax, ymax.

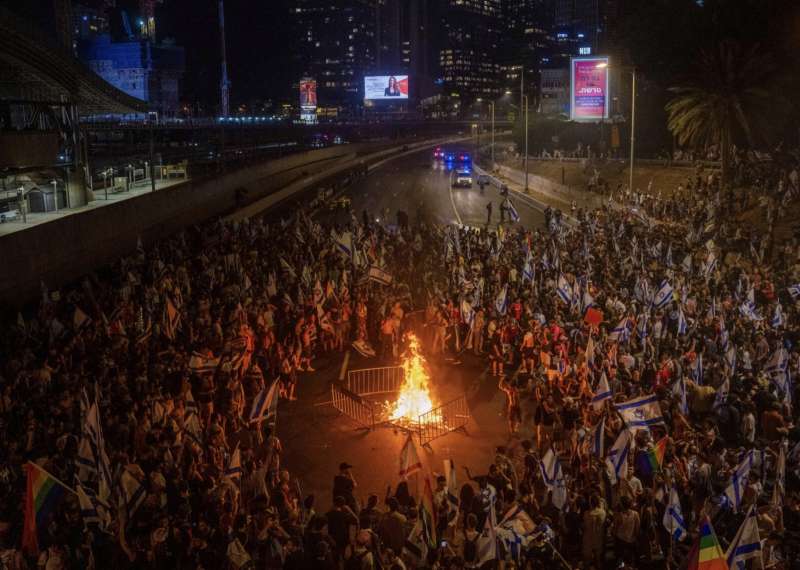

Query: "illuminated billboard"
<box><xmin>364</xmin><ymin>75</ymin><xmax>409</xmax><ymax>100</ymax></box>
<box><xmin>570</xmin><ymin>57</ymin><xmax>609</xmax><ymax>122</ymax></box>
<box><xmin>299</xmin><ymin>79</ymin><xmax>317</xmax><ymax>109</ymax></box>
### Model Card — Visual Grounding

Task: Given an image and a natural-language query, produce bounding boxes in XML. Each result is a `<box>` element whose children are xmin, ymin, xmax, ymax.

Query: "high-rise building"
<box><xmin>74</xmin><ymin>1</ymin><xmax>185</xmax><ymax>115</ymax></box>
<box><xmin>376</xmin><ymin>0</ymin><xmax>437</xmax><ymax>98</ymax></box>
<box><xmin>439</xmin><ymin>0</ymin><xmax>503</xmax><ymax>105</ymax></box>
<box><xmin>291</xmin><ymin>0</ymin><xmax>378</xmax><ymax>114</ymax></box>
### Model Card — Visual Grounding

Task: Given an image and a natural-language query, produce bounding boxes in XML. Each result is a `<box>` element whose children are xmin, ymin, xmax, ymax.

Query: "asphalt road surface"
<box><xmin>278</xmin><ymin>146</ymin><xmax>546</xmax><ymax>507</ymax></box>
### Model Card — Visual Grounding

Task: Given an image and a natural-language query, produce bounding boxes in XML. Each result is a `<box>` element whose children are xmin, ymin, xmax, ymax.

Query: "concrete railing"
<box><xmin>0</xmin><ymin>137</ymin><xmax>458</xmax><ymax>309</ymax></box>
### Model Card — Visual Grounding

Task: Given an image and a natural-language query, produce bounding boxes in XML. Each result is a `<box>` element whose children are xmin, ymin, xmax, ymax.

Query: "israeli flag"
<box><xmin>590</xmin><ymin>416</ymin><xmax>605</xmax><ymax>458</ymax></box>
<box><xmin>607</xmin><ymin>317</ymin><xmax>630</xmax><ymax>343</ymax></box>
<box><xmin>677</xmin><ymin>306</ymin><xmax>688</xmax><ymax>335</ymax></box>
<box><xmin>771</xmin><ymin>303</ymin><xmax>785</xmax><ymax>328</ymax></box>
<box><xmin>556</xmin><ymin>275</ymin><xmax>573</xmax><ymax>305</ymax></box>
<box><xmin>605</xmin><ymin>428</ymin><xmax>631</xmax><ymax>485</ymax></box>
<box><xmin>332</xmin><ymin>230</ymin><xmax>353</xmax><ymax>257</ymax></box>
<box><xmin>703</xmin><ymin>251</ymin><xmax>717</xmax><ymax>276</ymax></box>
<box><xmin>765</xmin><ymin>348</ymin><xmax>792</xmax><ymax>406</ymax></box>
<box><xmin>592</xmin><ymin>372</ymin><xmax>612</xmax><ymax>411</ymax></box>
<box><xmin>672</xmin><ymin>376</ymin><xmax>689</xmax><ymax>415</ymax></box>
<box><xmin>494</xmin><ymin>284</ymin><xmax>508</xmax><ymax>315</ymax></box>
<box><xmin>615</xmin><ymin>394</ymin><xmax>665</xmax><ymax>430</ymax></box>
<box><xmin>522</xmin><ymin>250</ymin><xmax>534</xmax><ymax>282</ymax></box>
<box><xmin>724</xmin><ymin>345</ymin><xmax>737</xmax><ymax>374</ymax></box>
<box><xmin>652</xmin><ymin>279</ymin><xmax>674</xmax><ymax>309</ymax></box>
<box><xmin>225</xmin><ymin>446</ymin><xmax>243</xmax><ymax>481</ymax></box>
<box><xmin>249</xmin><ymin>380</ymin><xmax>279</xmax><ymax>424</ymax></box>
<box><xmin>663</xmin><ymin>487</ymin><xmax>687</xmax><ymax>541</ymax></box>
<box><xmin>681</xmin><ymin>253</ymin><xmax>692</xmax><ymax>273</ymax></box>
<box><xmin>724</xmin><ymin>450</ymin><xmax>758</xmax><ymax>512</ymax></box>
<box><xmin>726</xmin><ymin>506</ymin><xmax>762</xmax><ymax>569</ymax></box>
<box><xmin>713</xmin><ymin>377</ymin><xmax>730</xmax><ymax>410</ymax></box>
<box><xmin>636</xmin><ymin>313</ymin><xmax>649</xmax><ymax>340</ymax></box>
<box><xmin>507</xmin><ymin>200</ymin><xmax>520</xmax><ymax>223</ymax></box>
<box><xmin>690</xmin><ymin>354</ymin><xmax>704</xmax><ymax>385</ymax></box>
<box><xmin>787</xmin><ymin>283</ymin><xmax>800</xmax><ymax>299</ymax></box>
<box><xmin>539</xmin><ymin>449</ymin><xmax>567</xmax><ymax>510</ymax></box>
<box><xmin>739</xmin><ymin>300</ymin><xmax>761</xmax><ymax>321</ymax></box>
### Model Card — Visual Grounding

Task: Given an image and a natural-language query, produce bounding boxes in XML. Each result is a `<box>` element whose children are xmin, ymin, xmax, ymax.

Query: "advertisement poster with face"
<box><xmin>570</xmin><ymin>57</ymin><xmax>609</xmax><ymax>122</ymax></box>
<box><xmin>364</xmin><ymin>75</ymin><xmax>409</xmax><ymax>100</ymax></box>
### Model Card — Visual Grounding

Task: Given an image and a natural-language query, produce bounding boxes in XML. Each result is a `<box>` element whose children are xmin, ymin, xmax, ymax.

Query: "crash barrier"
<box><xmin>417</xmin><ymin>395</ymin><xmax>471</xmax><ymax>447</ymax></box>
<box><xmin>347</xmin><ymin>366</ymin><xmax>405</xmax><ymax>397</ymax></box>
<box><xmin>330</xmin><ymin>384</ymin><xmax>375</xmax><ymax>430</ymax></box>
<box><xmin>331</xmin><ymin>365</ymin><xmax>470</xmax><ymax>446</ymax></box>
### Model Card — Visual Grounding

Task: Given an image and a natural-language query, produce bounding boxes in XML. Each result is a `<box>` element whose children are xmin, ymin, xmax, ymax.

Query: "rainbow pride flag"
<box><xmin>637</xmin><ymin>436</ymin><xmax>668</xmax><ymax>476</ymax></box>
<box><xmin>688</xmin><ymin>517</ymin><xmax>729</xmax><ymax>570</ymax></box>
<box><xmin>22</xmin><ymin>463</ymin><xmax>68</xmax><ymax>554</ymax></box>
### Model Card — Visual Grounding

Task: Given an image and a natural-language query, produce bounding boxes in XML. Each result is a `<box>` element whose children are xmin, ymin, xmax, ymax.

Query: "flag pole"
<box><xmin>26</xmin><ymin>462</ymin><xmax>77</xmax><ymax>496</ymax></box>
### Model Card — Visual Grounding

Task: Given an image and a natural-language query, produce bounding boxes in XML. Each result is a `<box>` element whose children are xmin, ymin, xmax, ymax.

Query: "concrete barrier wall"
<box><xmin>0</xmin><ymin>141</ymin><xmax>404</xmax><ymax>310</ymax></box>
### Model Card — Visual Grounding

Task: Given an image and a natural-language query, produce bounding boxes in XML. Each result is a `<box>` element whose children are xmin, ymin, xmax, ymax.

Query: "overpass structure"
<box><xmin>0</xmin><ymin>5</ymin><xmax>147</xmax><ymax>209</ymax></box>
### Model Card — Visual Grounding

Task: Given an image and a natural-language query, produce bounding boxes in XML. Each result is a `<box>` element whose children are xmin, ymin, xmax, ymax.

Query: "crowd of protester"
<box><xmin>0</xmin><ymin>163</ymin><xmax>798</xmax><ymax>570</ymax></box>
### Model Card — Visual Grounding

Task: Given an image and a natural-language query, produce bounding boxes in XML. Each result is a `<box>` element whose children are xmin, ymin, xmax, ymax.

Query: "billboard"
<box><xmin>299</xmin><ymin>79</ymin><xmax>317</xmax><ymax>109</ymax></box>
<box><xmin>570</xmin><ymin>57</ymin><xmax>609</xmax><ymax>122</ymax></box>
<box><xmin>364</xmin><ymin>75</ymin><xmax>409</xmax><ymax>100</ymax></box>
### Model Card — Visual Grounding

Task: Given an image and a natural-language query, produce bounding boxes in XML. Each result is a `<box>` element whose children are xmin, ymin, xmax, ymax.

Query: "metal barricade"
<box><xmin>347</xmin><ymin>366</ymin><xmax>404</xmax><ymax>397</ymax></box>
<box><xmin>330</xmin><ymin>384</ymin><xmax>375</xmax><ymax>430</ymax></box>
<box><xmin>417</xmin><ymin>395</ymin><xmax>471</xmax><ymax>447</ymax></box>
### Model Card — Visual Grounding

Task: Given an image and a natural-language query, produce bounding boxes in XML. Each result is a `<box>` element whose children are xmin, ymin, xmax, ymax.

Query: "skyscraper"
<box><xmin>291</xmin><ymin>0</ymin><xmax>378</xmax><ymax>114</ymax></box>
<box><xmin>439</xmin><ymin>0</ymin><xmax>503</xmax><ymax>104</ymax></box>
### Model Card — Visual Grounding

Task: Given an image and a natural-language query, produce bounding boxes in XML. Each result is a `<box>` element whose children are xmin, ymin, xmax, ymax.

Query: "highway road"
<box><xmin>332</xmin><ymin>144</ymin><xmax>546</xmax><ymax>230</ymax></box>
<box><xmin>277</xmin><ymin>145</ymin><xmax>543</xmax><ymax>508</ymax></box>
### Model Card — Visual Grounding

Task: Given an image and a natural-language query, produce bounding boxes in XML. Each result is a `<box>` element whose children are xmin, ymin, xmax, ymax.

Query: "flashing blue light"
<box><xmin>82</xmin><ymin>15</ymin><xmax>88</xmax><ymax>21</ymax></box>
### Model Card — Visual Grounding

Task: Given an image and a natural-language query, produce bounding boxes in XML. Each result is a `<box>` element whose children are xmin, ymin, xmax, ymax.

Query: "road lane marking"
<box><xmin>447</xmin><ymin>173</ymin><xmax>464</xmax><ymax>225</ymax></box>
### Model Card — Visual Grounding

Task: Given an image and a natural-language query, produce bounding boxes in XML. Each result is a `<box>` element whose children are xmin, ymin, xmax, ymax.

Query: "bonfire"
<box><xmin>389</xmin><ymin>334</ymin><xmax>440</xmax><ymax>426</ymax></box>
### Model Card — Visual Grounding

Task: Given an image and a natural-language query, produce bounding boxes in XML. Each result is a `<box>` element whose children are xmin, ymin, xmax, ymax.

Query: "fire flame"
<box><xmin>390</xmin><ymin>335</ymin><xmax>438</xmax><ymax>424</ymax></box>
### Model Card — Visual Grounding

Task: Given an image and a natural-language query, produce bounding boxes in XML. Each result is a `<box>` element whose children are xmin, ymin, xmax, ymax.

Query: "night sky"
<box><xmin>160</xmin><ymin>0</ymin><xmax>294</xmax><ymax>109</ymax></box>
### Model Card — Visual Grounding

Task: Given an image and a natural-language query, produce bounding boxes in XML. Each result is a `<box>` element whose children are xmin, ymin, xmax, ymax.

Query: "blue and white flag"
<box><xmin>522</xmin><ymin>250</ymin><xmax>534</xmax><ymax>282</ymax></box>
<box><xmin>476</xmin><ymin>502</ymin><xmax>498</xmax><ymax>565</ymax></box>
<box><xmin>507</xmin><ymin>200</ymin><xmax>520</xmax><ymax>223</ymax></box>
<box><xmin>713</xmin><ymin>377</ymin><xmax>730</xmax><ymax>410</ymax></box>
<box><xmin>605</xmin><ymin>428</ymin><xmax>631</xmax><ymax>485</ymax></box>
<box><xmin>681</xmin><ymin>253</ymin><xmax>692</xmax><ymax>274</ymax></box>
<box><xmin>663</xmin><ymin>487</ymin><xmax>687</xmax><ymax>541</ymax></box>
<box><xmin>443</xmin><ymin>459</ymin><xmax>460</xmax><ymax>508</ymax></box>
<box><xmin>539</xmin><ymin>449</ymin><xmax>567</xmax><ymax>510</ymax></box>
<box><xmin>76</xmin><ymin>481</ymin><xmax>112</xmax><ymax>531</ymax></box>
<box><xmin>673</xmin><ymin>376</ymin><xmax>689</xmax><ymax>415</ymax></box>
<box><xmin>225</xmin><ymin>445</ymin><xmax>243</xmax><ymax>481</ymax></box>
<box><xmin>332</xmin><ymin>230</ymin><xmax>353</xmax><ymax>257</ymax></box>
<box><xmin>765</xmin><ymin>348</ymin><xmax>792</xmax><ymax>406</ymax></box>
<box><xmin>591</xmin><ymin>372</ymin><xmax>612</xmax><ymax>411</ymax></box>
<box><xmin>590</xmin><ymin>416</ymin><xmax>605</xmax><ymax>458</ymax></box>
<box><xmin>739</xmin><ymin>300</ymin><xmax>761</xmax><ymax>322</ymax></box>
<box><xmin>690</xmin><ymin>354</ymin><xmax>704</xmax><ymax>385</ymax></box>
<box><xmin>496</xmin><ymin>504</ymin><xmax>536</xmax><ymax>561</ymax></box>
<box><xmin>771</xmin><ymin>303</ymin><xmax>785</xmax><ymax>328</ymax></box>
<box><xmin>494</xmin><ymin>285</ymin><xmax>508</xmax><ymax>315</ymax></box>
<box><xmin>636</xmin><ymin>313</ymin><xmax>649</xmax><ymax>340</ymax></box>
<box><xmin>677</xmin><ymin>306</ymin><xmax>688</xmax><ymax>335</ymax></box>
<box><xmin>703</xmin><ymin>251</ymin><xmax>718</xmax><ymax>277</ymax></box>
<box><xmin>615</xmin><ymin>394</ymin><xmax>665</xmax><ymax>430</ymax></box>
<box><xmin>249</xmin><ymin>381</ymin><xmax>279</xmax><ymax>424</ymax></box>
<box><xmin>652</xmin><ymin>279</ymin><xmax>674</xmax><ymax>310</ymax></box>
<box><xmin>724</xmin><ymin>345</ymin><xmax>737</xmax><ymax>375</ymax></box>
<box><xmin>119</xmin><ymin>468</ymin><xmax>146</xmax><ymax>520</ymax></box>
<box><xmin>724</xmin><ymin>450</ymin><xmax>759</xmax><ymax>512</ymax></box>
<box><xmin>607</xmin><ymin>317</ymin><xmax>630</xmax><ymax>343</ymax></box>
<box><xmin>556</xmin><ymin>275</ymin><xmax>573</xmax><ymax>305</ymax></box>
<box><xmin>788</xmin><ymin>283</ymin><xmax>800</xmax><ymax>300</ymax></box>
<box><xmin>725</xmin><ymin>506</ymin><xmax>762</xmax><ymax>569</ymax></box>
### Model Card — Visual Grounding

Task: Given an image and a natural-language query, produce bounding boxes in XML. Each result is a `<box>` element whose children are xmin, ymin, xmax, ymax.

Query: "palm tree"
<box><xmin>665</xmin><ymin>40</ymin><xmax>778</xmax><ymax>185</ymax></box>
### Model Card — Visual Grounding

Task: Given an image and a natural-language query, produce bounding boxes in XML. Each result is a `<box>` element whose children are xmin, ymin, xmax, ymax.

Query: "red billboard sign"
<box><xmin>299</xmin><ymin>79</ymin><xmax>317</xmax><ymax>110</ymax></box>
<box><xmin>570</xmin><ymin>57</ymin><xmax>609</xmax><ymax>122</ymax></box>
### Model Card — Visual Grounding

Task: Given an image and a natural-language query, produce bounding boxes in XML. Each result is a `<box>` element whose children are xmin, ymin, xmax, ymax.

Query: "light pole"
<box><xmin>51</xmin><ymin>180</ymin><xmax>58</xmax><ymax>213</ymax></box>
<box><xmin>489</xmin><ymin>101</ymin><xmax>495</xmax><ymax>167</ymax></box>
<box><xmin>523</xmin><ymin>95</ymin><xmax>529</xmax><ymax>193</ymax></box>
<box><xmin>597</xmin><ymin>62</ymin><xmax>636</xmax><ymax>192</ymax></box>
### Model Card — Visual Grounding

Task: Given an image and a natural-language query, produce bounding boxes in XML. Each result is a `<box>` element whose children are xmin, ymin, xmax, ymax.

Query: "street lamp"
<box><xmin>523</xmin><ymin>95</ymin><xmax>529</xmax><ymax>193</ymax></box>
<box><xmin>596</xmin><ymin>61</ymin><xmax>636</xmax><ymax>192</ymax></box>
<box><xmin>51</xmin><ymin>180</ymin><xmax>58</xmax><ymax>213</ymax></box>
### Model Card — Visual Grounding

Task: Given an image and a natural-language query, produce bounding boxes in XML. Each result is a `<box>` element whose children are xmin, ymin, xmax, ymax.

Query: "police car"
<box><xmin>452</xmin><ymin>170</ymin><xmax>473</xmax><ymax>188</ymax></box>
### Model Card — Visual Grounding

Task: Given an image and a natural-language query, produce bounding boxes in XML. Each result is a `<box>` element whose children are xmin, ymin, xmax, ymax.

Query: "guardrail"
<box><xmin>417</xmin><ymin>396</ymin><xmax>471</xmax><ymax>447</ymax></box>
<box><xmin>347</xmin><ymin>366</ymin><xmax>404</xmax><ymax>397</ymax></box>
<box><xmin>330</xmin><ymin>385</ymin><xmax>375</xmax><ymax>430</ymax></box>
